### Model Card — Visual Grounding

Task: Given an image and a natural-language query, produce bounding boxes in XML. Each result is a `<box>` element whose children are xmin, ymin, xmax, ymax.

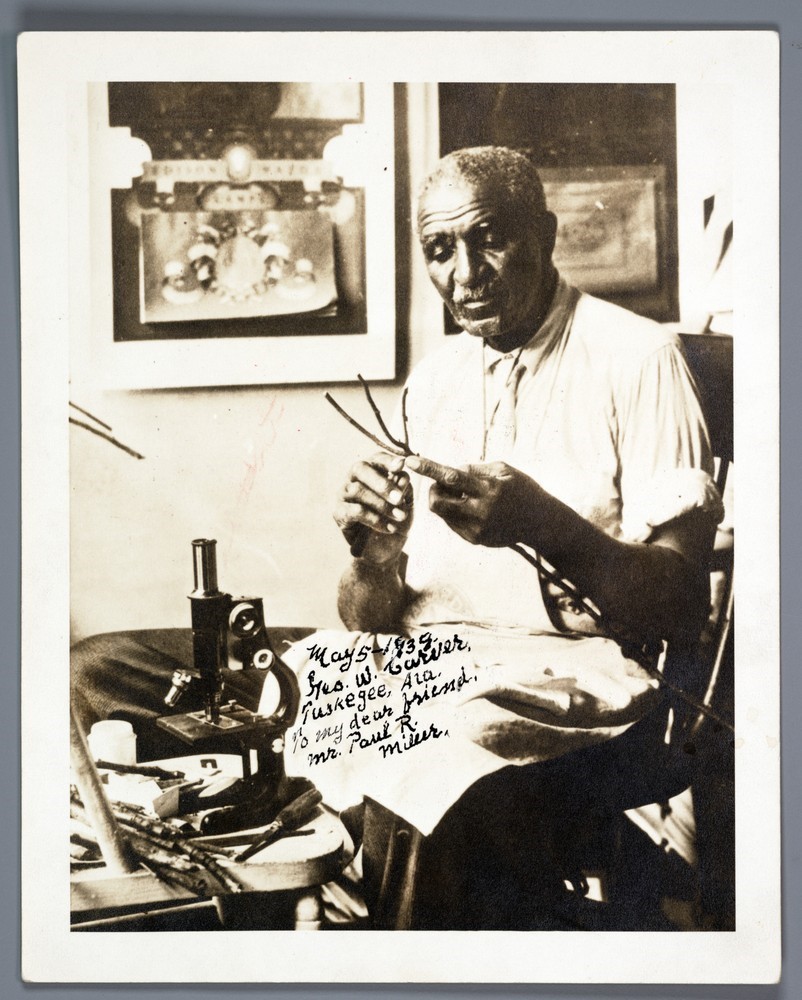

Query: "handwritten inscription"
<box><xmin>287</xmin><ymin>631</ymin><xmax>476</xmax><ymax>770</ymax></box>
<box><xmin>382</xmin><ymin>631</ymin><xmax>470</xmax><ymax>673</ymax></box>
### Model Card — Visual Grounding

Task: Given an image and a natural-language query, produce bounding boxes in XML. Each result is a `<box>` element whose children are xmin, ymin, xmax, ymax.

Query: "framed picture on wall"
<box><xmin>72</xmin><ymin>81</ymin><xmax>396</xmax><ymax>390</ymax></box>
<box><xmin>539</xmin><ymin>165</ymin><xmax>669</xmax><ymax>297</ymax></box>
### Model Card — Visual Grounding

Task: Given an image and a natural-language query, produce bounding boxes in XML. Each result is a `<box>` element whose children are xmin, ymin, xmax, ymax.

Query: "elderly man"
<box><xmin>329</xmin><ymin>146</ymin><xmax>723</xmax><ymax>927</ymax></box>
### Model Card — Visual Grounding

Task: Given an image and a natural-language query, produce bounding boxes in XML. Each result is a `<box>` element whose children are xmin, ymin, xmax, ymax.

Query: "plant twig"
<box><xmin>326</xmin><ymin>373</ymin><xmax>416</xmax><ymax>458</ymax></box>
<box><xmin>357</xmin><ymin>374</ymin><xmax>409</xmax><ymax>453</ymax></box>
<box><xmin>511</xmin><ymin>543</ymin><xmax>735</xmax><ymax>733</ymax></box>
<box><xmin>71</xmin><ymin>790</ymin><xmax>243</xmax><ymax>894</ymax></box>
<box><xmin>69</xmin><ymin>418</ymin><xmax>145</xmax><ymax>460</ymax></box>
<box><xmin>69</xmin><ymin>401</ymin><xmax>113</xmax><ymax>431</ymax></box>
<box><xmin>324</xmin><ymin>393</ymin><xmax>407</xmax><ymax>456</ymax></box>
<box><xmin>400</xmin><ymin>386</ymin><xmax>410</xmax><ymax>451</ymax></box>
<box><xmin>512</xmin><ymin>543</ymin><xmax>600</xmax><ymax>620</ymax></box>
<box><xmin>111</xmin><ymin>804</ymin><xmax>242</xmax><ymax>894</ymax></box>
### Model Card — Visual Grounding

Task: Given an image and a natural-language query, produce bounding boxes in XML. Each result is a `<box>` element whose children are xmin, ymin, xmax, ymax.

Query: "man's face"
<box><xmin>417</xmin><ymin>175</ymin><xmax>553</xmax><ymax>343</ymax></box>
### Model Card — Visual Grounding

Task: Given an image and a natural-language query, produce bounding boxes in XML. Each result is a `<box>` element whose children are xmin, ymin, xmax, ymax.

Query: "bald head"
<box><xmin>417</xmin><ymin>146</ymin><xmax>548</xmax><ymax>231</ymax></box>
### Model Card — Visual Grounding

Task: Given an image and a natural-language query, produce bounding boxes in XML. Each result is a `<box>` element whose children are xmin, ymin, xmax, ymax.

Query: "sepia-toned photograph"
<box><xmin>19</xmin><ymin>31</ymin><xmax>779</xmax><ymax>984</ymax></box>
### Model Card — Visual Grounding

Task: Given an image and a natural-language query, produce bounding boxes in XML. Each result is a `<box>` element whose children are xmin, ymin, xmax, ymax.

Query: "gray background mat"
<box><xmin>3</xmin><ymin>1</ymin><xmax>799</xmax><ymax>997</ymax></box>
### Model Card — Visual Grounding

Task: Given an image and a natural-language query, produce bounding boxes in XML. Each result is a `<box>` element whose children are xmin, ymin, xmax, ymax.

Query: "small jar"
<box><xmin>87</xmin><ymin>720</ymin><xmax>137</xmax><ymax>766</ymax></box>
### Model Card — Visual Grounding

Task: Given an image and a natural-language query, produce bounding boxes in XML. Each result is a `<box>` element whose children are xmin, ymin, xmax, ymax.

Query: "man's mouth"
<box><xmin>455</xmin><ymin>297</ymin><xmax>497</xmax><ymax>319</ymax></box>
<box><xmin>453</xmin><ymin>288</ymin><xmax>499</xmax><ymax>318</ymax></box>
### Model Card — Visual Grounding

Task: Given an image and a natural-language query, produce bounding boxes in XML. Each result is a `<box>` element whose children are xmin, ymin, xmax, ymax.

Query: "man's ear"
<box><xmin>540</xmin><ymin>211</ymin><xmax>558</xmax><ymax>260</ymax></box>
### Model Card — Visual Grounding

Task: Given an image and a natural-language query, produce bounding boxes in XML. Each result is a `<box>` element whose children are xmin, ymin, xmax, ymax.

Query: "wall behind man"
<box><xmin>70</xmin><ymin>81</ymin><xmax>730</xmax><ymax>643</ymax></box>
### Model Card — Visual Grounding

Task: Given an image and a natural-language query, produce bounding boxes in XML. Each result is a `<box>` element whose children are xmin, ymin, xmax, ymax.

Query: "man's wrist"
<box><xmin>514</xmin><ymin>477</ymin><xmax>550</xmax><ymax>547</ymax></box>
<box><xmin>338</xmin><ymin>554</ymin><xmax>407</xmax><ymax>632</ymax></box>
<box><xmin>351</xmin><ymin>550</ymin><xmax>403</xmax><ymax>576</ymax></box>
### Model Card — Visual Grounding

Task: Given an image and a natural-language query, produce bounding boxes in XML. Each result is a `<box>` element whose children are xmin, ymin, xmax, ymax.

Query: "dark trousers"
<box><xmin>360</xmin><ymin>704</ymin><xmax>694</xmax><ymax>930</ymax></box>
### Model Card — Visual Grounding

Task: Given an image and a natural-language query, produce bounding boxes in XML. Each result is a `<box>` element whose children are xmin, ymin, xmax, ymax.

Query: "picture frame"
<box><xmin>71</xmin><ymin>81</ymin><xmax>396</xmax><ymax>391</ymax></box>
<box><xmin>539</xmin><ymin>164</ymin><xmax>668</xmax><ymax>298</ymax></box>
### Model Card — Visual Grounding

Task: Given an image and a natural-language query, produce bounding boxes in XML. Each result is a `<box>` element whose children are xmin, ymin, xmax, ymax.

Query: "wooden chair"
<box><xmin>363</xmin><ymin>332</ymin><xmax>734</xmax><ymax>931</ymax></box>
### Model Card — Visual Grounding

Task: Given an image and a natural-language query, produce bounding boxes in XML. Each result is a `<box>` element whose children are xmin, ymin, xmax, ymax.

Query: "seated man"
<box><xmin>72</xmin><ymin>146</ymin><xmax>722</xmax><ymax>930</ymax></box>
<box><xmin>328</xmin><ymin>146</ymin><xmax>723</xmax><ymax>927</ymax></box>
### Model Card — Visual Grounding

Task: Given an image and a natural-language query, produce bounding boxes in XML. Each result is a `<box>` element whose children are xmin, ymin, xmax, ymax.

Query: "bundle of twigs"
<box><xmin>70</xmin><ymin>788</ymin><xmax>242</xmax><ymax>897</ymax></box>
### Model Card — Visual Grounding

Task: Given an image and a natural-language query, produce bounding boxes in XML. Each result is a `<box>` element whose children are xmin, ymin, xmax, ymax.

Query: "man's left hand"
<box><xmin>405</xmin><ymin>455</ymin><xmax>538</xmax><ymax>548</ymax></box>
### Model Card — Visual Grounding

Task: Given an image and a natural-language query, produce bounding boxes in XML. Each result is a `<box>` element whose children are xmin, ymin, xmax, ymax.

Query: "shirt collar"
<box><xmin>483</xmin><ymin>276</ymin><xmax>579</xmax><ymax>375</ymax></box>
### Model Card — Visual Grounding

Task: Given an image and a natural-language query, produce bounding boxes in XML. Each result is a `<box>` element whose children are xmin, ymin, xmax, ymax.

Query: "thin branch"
<box><xmin>512</xmin><ymin>543</ymin><xmax>600</xmax><ymax>620</ymax></box>
<box><xmin>69</xmin><ymin>401</ymin><xmax>113</xmax><ymax>431</ymax></box>
<box><xmin>356</xmin><ymin>374</ymin><xmax>409</xmax><ymax>453</ymax></box>
<box><xmin>400</xmin><ymin>386</ymin><xmax>410</xmax><ymax>451</ymax></box>
<box><xmin>69</xmin><ymin>418</ymin><xmax>145</xmax><ymax>460</ymax></box>
<box><xmin>511</xmin><ymin>543</ymin><xmax>734</xmax><ymax>734</ymax></box>
<box><xmin>324</xmin><ymin>394</ymin><xmax>407</xmax><ymax>456</ymax></box>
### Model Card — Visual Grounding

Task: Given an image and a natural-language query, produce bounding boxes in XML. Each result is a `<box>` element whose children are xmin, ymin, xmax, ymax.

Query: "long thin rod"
<box><xmin>324</xmin><ymin>393</ymin><xmax>407</xmax><ymax>456</ymax></box>
<box><xmin>69</xmin><ymin>418</ymin><xmax>145</xmax><ymax>460</ymax></box>
<box><xmin>69</xmin><ymin>707</ymin><xmax>138</xmax><ymax>875</ymax></box>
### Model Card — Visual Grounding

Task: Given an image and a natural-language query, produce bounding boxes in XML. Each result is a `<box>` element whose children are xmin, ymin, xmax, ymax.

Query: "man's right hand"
<box><xmin>334</xmin><ymin>452</ymin><xmax>413</xmax><ymax>564</ymax></box>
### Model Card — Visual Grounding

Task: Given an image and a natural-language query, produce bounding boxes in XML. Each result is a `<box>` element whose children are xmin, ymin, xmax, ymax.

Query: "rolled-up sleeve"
<box><xmin>617</xmin><ymin>341</ymin><xmax>725</xmax><ymax>543</ymax></box>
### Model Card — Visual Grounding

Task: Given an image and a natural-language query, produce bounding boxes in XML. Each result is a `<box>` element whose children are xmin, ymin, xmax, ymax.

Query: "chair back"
<box><xmin>678</xmin><ymin>332</ymin><xmax>733</xmax><ymax>493</ymax></box>
<box><xmin>669</xmin><ymin>333</ymin><xmax>734</xmax><ymax>747</ymax></box>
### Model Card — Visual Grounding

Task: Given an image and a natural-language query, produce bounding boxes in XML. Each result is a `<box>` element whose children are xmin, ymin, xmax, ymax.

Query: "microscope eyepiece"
<box><xmin>191</xmin><ymin>538</ymin><xmax>220</xmax><ymax>595</ymax></box>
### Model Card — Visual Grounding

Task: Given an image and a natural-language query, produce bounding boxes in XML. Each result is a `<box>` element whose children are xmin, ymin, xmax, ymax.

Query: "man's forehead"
<box><xmin>417</xmin><ymin>175</ymin><xmax>509</xmax><ymax>230</ymax></box>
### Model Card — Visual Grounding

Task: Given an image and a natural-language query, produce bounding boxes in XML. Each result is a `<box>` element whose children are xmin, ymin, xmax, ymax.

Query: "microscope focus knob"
<box><xmin>164</xmin><ymin>669</ymin><xmax>194</xmax><ymax>708</ymax></box>
<box><xmin>253</xmin><ymin>648</ymin><xmax>275</xmax><ymax>670</ymax></box>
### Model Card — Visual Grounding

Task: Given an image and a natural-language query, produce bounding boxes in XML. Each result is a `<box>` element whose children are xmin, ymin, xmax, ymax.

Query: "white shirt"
<box><xmin>399</xmin><ymin>278</ymin><xmax>722</xmax><ymax>634</ymax></box>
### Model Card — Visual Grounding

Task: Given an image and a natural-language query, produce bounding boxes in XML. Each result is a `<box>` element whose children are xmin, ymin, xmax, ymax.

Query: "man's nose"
<box><xmin>453</xmin><ymin>240</ymin><xmax>483</xmax><ymax>288</ymax></box>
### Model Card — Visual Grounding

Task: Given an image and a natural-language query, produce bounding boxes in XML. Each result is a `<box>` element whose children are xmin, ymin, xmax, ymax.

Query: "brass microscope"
<box><xmin>157</xmin><ymin>538</ymin><xmax>302</xmax><ymax>833</ymax></box>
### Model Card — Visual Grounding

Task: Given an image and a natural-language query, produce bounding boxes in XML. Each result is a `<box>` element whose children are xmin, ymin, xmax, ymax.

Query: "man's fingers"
<box><xmin>335</xmin><ymin>450</ymin><xmax>413</xmax><ymax>553</ymax></box>
<box><xmin>406</xmin><ymin>455</ymin><xmax>474</xmax><ymax>495</ymax></box>
<box><xmin>366</xmin><ymin>451</ymin><xmax>407</xmax><ymax>478</ymax></box>
<box><xmin>342</xmin><ymin>480</ymin><xmax>410</xmax><ymax>524</ymax></box>
<box><xmin>349</xmin><ymin>460</ymin><xmax>411</xmax><ymax>507</ymax></box>
<box><xmin>335</xmin><ymin>501</ymin><xmax>404</xmax><ymax>535</ymax></box>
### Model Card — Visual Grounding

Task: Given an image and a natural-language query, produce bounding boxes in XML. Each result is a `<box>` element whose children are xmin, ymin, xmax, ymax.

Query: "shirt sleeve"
<box><xmin>617</xmin><ymin>340</ymin><xmax>725</xmax><ymax>543</ymax></box>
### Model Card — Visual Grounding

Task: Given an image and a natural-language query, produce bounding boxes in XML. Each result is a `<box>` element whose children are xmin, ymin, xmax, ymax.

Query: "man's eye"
<box><xmin>424</xmin><ymin>241</ymin><xmax>451</xmax><ymax>264</ymax></box>
<box><xmin>478</xmin><ymin>228</ymin><xmax>503</xmax><ymax>248</ymax></box>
